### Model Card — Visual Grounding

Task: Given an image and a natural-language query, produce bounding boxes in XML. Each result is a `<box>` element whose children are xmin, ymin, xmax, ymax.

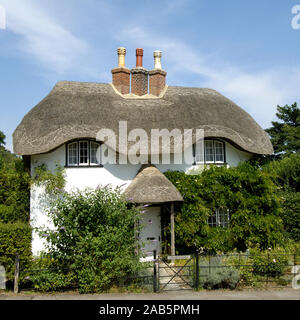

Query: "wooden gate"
<box><xmin>156</xmin><ymin>254</ymin><xmax>195</xmax><ymax>292</ymax></box>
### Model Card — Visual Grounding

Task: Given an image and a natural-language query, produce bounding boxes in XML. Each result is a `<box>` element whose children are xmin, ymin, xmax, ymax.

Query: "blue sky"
<box><xmin>1</xmin><ymin>0</ymin><xmax>300</xmax><ymax>152</ymax></box>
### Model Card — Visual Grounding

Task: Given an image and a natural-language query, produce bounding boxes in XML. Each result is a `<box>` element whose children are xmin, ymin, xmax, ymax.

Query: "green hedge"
<box><xmin>0</xmin><ymin>222</ymin><xmax>32</xmax><ymax>281</ymax></box>
<box><xmin>0</xmin><ymin>158</ymin><xmax>30</xmax><ymax>223</ymax></box>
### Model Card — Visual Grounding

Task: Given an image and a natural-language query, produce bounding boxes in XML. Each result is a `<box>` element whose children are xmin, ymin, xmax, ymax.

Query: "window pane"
<box><xmin>205</xmin><ymin>141</ymin><xmax>214</xmax><ymax>162</ymax></box>
<box><xmin>68</xmin><ymin>142</ymin><xmax>78</xmax><ymax>165</ymax></box>
<box><xmin>215</xmin><ymin>141</ymin><xmax>224</xmax><ymax>162</ymax></box>
<box><xmin>79</xmin><ymin>141</ymin><xmax>88</xmax><ymax>164</ymax></box>
<box><xmin>194</xmin><ymin>140</ymin><xmax>204</xmax><ymax>164</ymax></box>
<box><xmin>219</xmin><ymin>208</ymin><xmax>230</xmax><ymax>227</ymax></box>
<box><xmin>208</xmin><ymin>209</ymin><xmax>217</xmax><ymax>227</ymax></box>
<box><xmin>90</xmin><ymin>142</ymin><xmax>101</xmax><ymax>164</ymax></box>
<box><xmin>208</xmin><ymin>208</ymin><xmax>230</xmax><ymax>228</ymax></box>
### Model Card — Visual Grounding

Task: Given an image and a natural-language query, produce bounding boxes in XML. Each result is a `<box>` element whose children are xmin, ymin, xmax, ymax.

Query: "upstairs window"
<box><xmin>208</xmin><ymin>208</ymin><xmax>230</xmax><ymax>228</ymax></box>
<box><xmin>66</xmin><ymin>140</ymin><xmax>102</xmax><ymax>167</ymax></box>
<box><xmin>194</xmin><ymin>139</ymin><xmax>225</xmax><ymax>164</ymax></box>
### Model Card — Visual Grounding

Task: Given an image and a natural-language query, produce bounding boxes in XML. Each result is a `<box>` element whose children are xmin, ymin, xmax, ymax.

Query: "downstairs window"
<box><xmin>208</xmin><ymin>207</ymin><xmax>230</xmax><ymax>227</ymax></box>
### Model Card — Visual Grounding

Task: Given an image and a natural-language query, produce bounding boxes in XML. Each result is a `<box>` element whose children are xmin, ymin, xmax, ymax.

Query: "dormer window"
<box><xmin>66</xmin><ymin>140</ymin><xmax>102</xmax><ymax>167</ymax></box>
<box><xmin>194</xmin><ymin>139</ymin><xmax>225</xmax><ymax>164</ymax></box>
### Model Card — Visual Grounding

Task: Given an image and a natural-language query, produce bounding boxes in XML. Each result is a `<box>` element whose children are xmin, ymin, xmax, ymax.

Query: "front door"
<box><xmin>139</xmin><ymin>206</ymin><xmax>161</xmax><ymax>259</ymax></box>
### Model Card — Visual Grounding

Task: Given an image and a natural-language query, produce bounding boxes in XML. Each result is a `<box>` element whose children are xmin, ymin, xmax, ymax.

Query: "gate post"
<box><xmin>14</xmin><ymin>253</ymin><xmax>20</xmax><ymax>294</ymax></box>
<box><xmin>195</xmin><ymin>250</ymin><xmax>199</xmax><ymax>290</ymax></box>
<box><xmin>153</xmin><ymin>250</ymin><xmax>158</xmax><ymax>293</ymax></box>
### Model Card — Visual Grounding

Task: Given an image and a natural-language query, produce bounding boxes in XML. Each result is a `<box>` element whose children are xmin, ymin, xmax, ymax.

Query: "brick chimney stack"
<box><xmin>131</xmin><ymin>48</ymin><xmax>149</xmax><ymax>96</ymax></box>
<box><xmin>149</xmin><ymin>50</ymin><xmax>167</xmax><ymax>96</ymax></box>
<box><xmin>111</xmin><ymin>47</ymin><xmax>130</xmax><ymax>95</ymax></box>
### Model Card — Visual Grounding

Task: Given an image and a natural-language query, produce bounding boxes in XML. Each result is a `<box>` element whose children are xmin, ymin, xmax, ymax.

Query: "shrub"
<box><xmin>0</xmin><ymin>159</ymin><xmax>30</xmax><ymax>223</ymax></box>
<box><xmin>20</xmin><ymin>254</ymin><xmax>75</xmax><ymax>292</ymax></box>
<box><xmin>0</xmin><ymin>222</ymin><xmax>32</xmax><ymax>281</ymax></box>
<box><xmin>38</xmin><ymin>186</ymin><xmax>143</xmax><ymax>293</ymax></box>
<box><xmin>250</xmin><ymin>248</ymin><xmax>289</xmax><ymax>277</ymax></box>
<box><xmin>201</xmin><ymin>267</ymin><xmax>240</xmax><ymax>290</ymax></box>
<box><xmin>278</xmin><ymin>191</ymin><xmax>300</xmax><ymax>241</ymax></box>
<box><xmin>224</xmin><ymin>252</ymin><xmax>260</xmax><ymax>287</ymax></box>
<box><xmin>28</xmin><ymin>270</ymin><xmax>76</xmax><ymax>292</ymax></box>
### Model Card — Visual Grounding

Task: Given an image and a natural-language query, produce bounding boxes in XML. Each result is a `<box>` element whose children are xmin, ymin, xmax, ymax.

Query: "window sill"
<box><xmin>64</xmin><ymin>165</ymin><xmax>104</xmax><ymax>168</ymax></box>
<box><xmin>193</xmin><ymin>162</ymin><xmax>227</xmax><ymax>166</ymax></box>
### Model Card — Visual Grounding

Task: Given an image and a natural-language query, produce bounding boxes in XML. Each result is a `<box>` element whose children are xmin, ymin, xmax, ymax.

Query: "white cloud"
<box><xmin>0</xmin><ymin>0</ymin><xmax>89</xmax><ymax>74</ymax></box>
<box><xmin>118</xmin><ymin>26</ymin><xmax>300</xmax><ymax>128</ymax></box>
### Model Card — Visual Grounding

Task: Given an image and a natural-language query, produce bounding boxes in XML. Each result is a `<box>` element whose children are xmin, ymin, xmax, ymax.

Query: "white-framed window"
<box><xmin>194</xmin><ymin>139</ymin><xmax>225</xmax><ymax>164</ymax></box>
<box><xmin>68</xmin><ymin>142</ymin><xmax>78</xmax><ymax>166</ymax></box>
<box><xmin>208</xmin><ymin>207</ymin><xmax>230</xmax><ymax>227</ymax></box>
<box><xmin>90</xmin><ymin>141</ymin><xmax>101</xmax><ymax>165</ymax></box>
<box><xmin>214</xmin><ymin>141</ymin><xmax>224</xmax><ymax>163</ymax></box>
<box><xmin>79</xmin><ymin>141</ymin><xmax>89</xmax><ymax>165</ymax></box>
<box><xmin>67</xmin><ymin>140</ymin><xmax>101</xmax><ymax>167</ymax></box>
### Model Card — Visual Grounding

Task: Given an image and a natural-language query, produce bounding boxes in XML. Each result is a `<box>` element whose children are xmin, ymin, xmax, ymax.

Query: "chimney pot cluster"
<box><xmin>111</xmin><ymin>47</ymin><xmax>167</xmax><ymax>97</ymax></box>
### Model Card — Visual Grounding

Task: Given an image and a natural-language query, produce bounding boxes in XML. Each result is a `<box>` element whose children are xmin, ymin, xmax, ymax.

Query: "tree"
<box><xmin>265</xmin><ymin>103</ymin><xmax>300</xmax><ymax>157</ymax></box>
<box><xmin>0</xmin><ymin>130</ymin><xmax>32</xmax><ymax>283</ymax></box>
<box><xmin>263</xmin><ymin>154</ymin><xmax>300</xmax><ymax>241</ymax></box>
<box><xmin>0</xmin><ymin>130</ymin><xmax>5</xmax><ymax>147</ymax></box>
<box><xmin>0</xmin><ymin>129</ymin><xmax>30</xmax><ymax>223</ymax></box>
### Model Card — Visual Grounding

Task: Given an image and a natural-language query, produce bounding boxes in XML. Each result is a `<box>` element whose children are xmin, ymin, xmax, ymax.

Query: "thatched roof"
<box><xmin>125</xmin><ymin>164</ymin><xmax>183</xmax><ymax>203</ymax></box>
<box><xmin>13</xmin><ymin>81</ymin><xmax>273</xmax><ymax>155</ymax></box>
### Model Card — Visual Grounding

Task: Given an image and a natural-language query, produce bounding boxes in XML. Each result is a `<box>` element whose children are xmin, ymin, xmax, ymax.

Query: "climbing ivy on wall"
<box><xmin>32</xmin><ymin>163</ymin><xmax>66</xmax><ymax>195</ymax></box>
<box><xmin>164</xmin><ymin>162</ymin><xmax>285</xmax><ymax>253</ymax></box>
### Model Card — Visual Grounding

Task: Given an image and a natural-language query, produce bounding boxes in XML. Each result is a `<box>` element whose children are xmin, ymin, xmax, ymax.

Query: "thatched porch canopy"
<box><xmin>125</xmin><ymin>165</ymin><xmax>183</xmax><ymax>204</ymax></box>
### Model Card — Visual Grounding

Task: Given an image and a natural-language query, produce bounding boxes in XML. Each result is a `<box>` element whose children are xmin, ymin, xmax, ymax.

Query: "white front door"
<box><xmin>139</xmin><ymin>206</ymin><xmax>161</xmax><ymax>258</ymax></box>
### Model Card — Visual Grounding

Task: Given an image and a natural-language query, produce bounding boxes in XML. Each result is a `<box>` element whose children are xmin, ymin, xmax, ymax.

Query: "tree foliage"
<box><xmin>165</xmin><ymin>163</ymin><xmax>284</xmax><ymax>253</ymax></box>
<box><xmin>265</xmin><ymin>102</ymin><xmax>300</xmax><ymax>157</ymax></box>
<box><xmin>263</xmin><ymin>154</ymin><xmax>300</xmax><ymax>241</ymax></box>
<box><xmin>263</xmin><ymin>153</ymin><xmax>300</xmax><ymax>192</ymax></box>
<box><xmin>0</xmin><ymin>130</ymin><xmax>30</xmax><ymax>223</ymax></box>
<box><xmin>0</xmin><ymin>222</ymin><xmax>32</xmax><ymax>281</ymax></box>
<box><xmin>0</xmin><ymin>130</ymin><xmax>5</xmax><ymax>147</ymax></box>
<box><xmin>38</xmin><ymin>186</ymin><xmax>143</xmax><ymax>293</ymax></box>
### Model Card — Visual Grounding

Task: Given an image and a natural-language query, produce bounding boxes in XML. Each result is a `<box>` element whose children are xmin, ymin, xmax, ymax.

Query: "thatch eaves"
<box><xmin>13</xmin><ymin>81</ymin><xmax>273</xmax><ymax>155</ymax></box>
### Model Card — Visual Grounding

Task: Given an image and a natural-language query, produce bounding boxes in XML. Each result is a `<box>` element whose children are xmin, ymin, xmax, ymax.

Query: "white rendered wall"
<box><xmin>30</xmin><ymin>141</ymin><xmax>252</xmax><ymax>255</ymax></box>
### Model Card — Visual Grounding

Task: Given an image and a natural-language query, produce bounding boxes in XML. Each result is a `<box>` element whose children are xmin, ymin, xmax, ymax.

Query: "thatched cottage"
<box><xmin>13</xmin><ymin>48</ymin><xmax>273</xmax><ymax>258</ymax></box>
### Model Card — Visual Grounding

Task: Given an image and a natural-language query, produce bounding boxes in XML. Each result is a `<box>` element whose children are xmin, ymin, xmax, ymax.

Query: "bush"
<box><xmin>251</xmin><ymin>248</ymin><xmax>289</xmax><ymax>277</ymax></box>
<box><xmin>29</xmin><ymin>270</ymin><xmax>76</xmax><ymax>292</ymax></box>
<box><xmin>278</xmin><ymin>191</ymin><xmax>300</xmax><ymax>241</ymax></box>
<box><xmin>0</xmin><ymin>222</ymin><xmax>32</xmax><ymax>281</ymax></box>
<box><xmin>224</xmin><ymin>253</ymin><xmax>257</xmax><ymax>287</ymax></box>
<box><xmin>0</xmin><ymin>158</ymin><xmax>30</xmax><ymax>223</ymax></box>
<box><xmin>201</xmin><ymin>267</ymin><xmax>240</xmax><ymax>290</ymax></box>
<box><xmin>19</xmin><ymin>255</ymin><xmax>75</xmax><ymax>292</ymax></box>
<box><xmin>38</xmin><ymin>186</ymin><xmax>143</xmax><ymax>293</ymax></box>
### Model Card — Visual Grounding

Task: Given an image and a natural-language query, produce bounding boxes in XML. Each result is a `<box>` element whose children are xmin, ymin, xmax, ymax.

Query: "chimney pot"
<box><xmin>149</xmin><ymin>50</ymin><xmax>167</xmax><ymax>96</ymax></box>
<box><xmin>136</xmin><ymin>48</ymin><xmax>144</xmax><ymax>67</ymax></box>
<box><xmin>111</xmin><ymin>47</ymin><xmax>130</xmax><ymax>95</ymax></box>
<box><xmin>153</xmin><ymin>50</ymin><xmax>162</xmax><ymax>69</ymax></box>
<box><xmin>117</xmin><ymin>47</ymin><xmax>126</xmax><ymax>67</ymax></box>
